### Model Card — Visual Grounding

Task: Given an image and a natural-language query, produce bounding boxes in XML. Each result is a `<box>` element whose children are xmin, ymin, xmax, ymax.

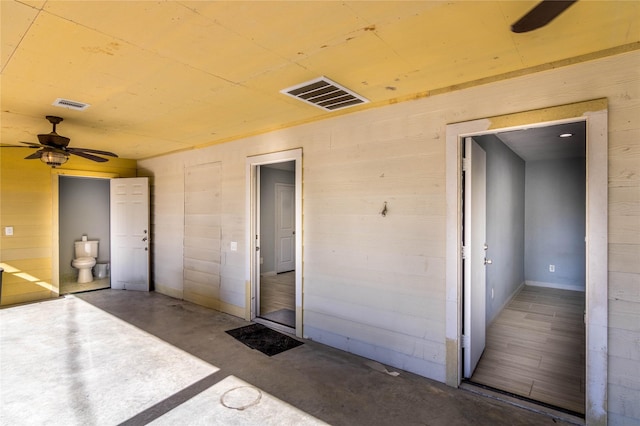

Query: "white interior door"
<box><xmin>463</xmin><ymin>137</ymin><xmax>487</xmax><ymax>377</ymax></box>
<box><xmin>110</xmin><ymin>177</ymin><xmax>150</xmax><ymax>291</ymax></box>
<box><xmin>275</xmin><ymin>183</ymin><xmax>295</xmax><ymax>273</ymax></box>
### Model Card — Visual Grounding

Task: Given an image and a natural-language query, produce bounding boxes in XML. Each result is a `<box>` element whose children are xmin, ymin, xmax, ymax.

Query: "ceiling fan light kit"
<box><xmin>40</xmin><ymin>150</ymin><xmax>69</xmax><ymax>167</ymax></box>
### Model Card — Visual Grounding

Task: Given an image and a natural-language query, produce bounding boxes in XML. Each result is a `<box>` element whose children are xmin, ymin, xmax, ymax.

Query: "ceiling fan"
<box><xmin>511</xmin><ymin>0</ymin><xmax>577</xmax><ymax>33</ymax></box>
<box><xmin>2</xmin><ymin>115</ymin><xmax>118</xmax><ymax>167</ymax></box>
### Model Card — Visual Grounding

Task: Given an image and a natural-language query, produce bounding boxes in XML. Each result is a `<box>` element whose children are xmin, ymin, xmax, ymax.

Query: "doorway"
<box><xmin>462</xmin><ymin>123</ymin><xmax>587</xmax><ymax>415</ymax></box>
<box><xmin>53</xmin><ymin>171</ymin><xmax>150</xmax><ymax>295</ymax></box>
<box><xmin>444</xmin><ymin>100</ymin><xmax>608</xmax><ymax>425</ymax></box>
<box><xmin>247</xmin><ymin>149</ymin><xmax>302</xmax><ymax>337</ymax></box>
<box><xmin>52</xmin><ymin>170</ymin><xmax>118</xmax><ymax>295</ymax></box>
<box><xmin>59</xmin><ymin>176</ymin><xmax>111</xmax><ymax>294</ymax></box>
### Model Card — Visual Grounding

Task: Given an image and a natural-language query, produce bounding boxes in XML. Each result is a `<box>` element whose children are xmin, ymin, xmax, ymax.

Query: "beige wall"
<box><xmin>0</xmin><ymin>152</ymin><xmax>137</xmax><ymax>305</ymax></box>
<box><xmin>139</xmin><ymin>50</ymin><xmax>639</xmax><ymax>424</ymax></box>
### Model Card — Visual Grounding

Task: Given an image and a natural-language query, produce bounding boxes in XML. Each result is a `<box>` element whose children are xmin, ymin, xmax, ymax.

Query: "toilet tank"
<box><xmin>74</xmin><ymin>240</ymin><xmax>99</xmax><ymax>258</ymax></box>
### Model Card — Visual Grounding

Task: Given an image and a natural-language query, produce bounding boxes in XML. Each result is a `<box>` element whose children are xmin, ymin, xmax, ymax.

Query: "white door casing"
<box><xmin>463</xmin><ymin>137</ymin><xmax>487</xmax><ymax>378</ymax></box>
<box><xmin>110</xmin><ymin>177</ymin><xmax>150</xmax><ymax>291</ymax></box>
<box><xmin>275</xmin><ymin>183</ymin><xmax>295</xmax><ymax>273</ymax></box>
<box><xmin>246</xmin><ymin>149</ymin><xmax>303</xmax><ymax>337</ymax></box>
<box><xmin>445</xmin><ymin>100</ymin><xmax>608</xmax><ymax>425</ymax></box>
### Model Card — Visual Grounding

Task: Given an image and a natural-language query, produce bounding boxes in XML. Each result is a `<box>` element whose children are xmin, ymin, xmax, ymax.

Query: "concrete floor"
<box><xmin>0</xmin><ymin>289</ymin><xmax>579</xmax><ymax>425</ymax></box>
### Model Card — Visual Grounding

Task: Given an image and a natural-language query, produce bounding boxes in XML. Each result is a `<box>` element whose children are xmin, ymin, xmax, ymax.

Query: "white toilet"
<box><xmin>71</xmin><ymin>238</ymin><xmax>99</xmax><ymax>283</ymax></box>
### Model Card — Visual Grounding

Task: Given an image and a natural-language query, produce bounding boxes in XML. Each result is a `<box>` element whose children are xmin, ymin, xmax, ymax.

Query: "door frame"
<box><xmin>52</xmin><ymin>169</ymin><xmax>118</xmax><ymax>294</ymax></box>
<box><xmin>444</xmin><ymin>99</ymin><xmax>608</xmax><ymax>424</ymax></box>
<box><xmin>246</xmin><ymin>148</ymin><xmax>303</xmax><ymax>337</ymax></box>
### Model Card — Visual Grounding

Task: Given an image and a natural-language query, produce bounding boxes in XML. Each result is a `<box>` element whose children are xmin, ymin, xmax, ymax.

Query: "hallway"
<box><xmin>1</xmin><ymin>290</ymin><xmax>577</xmax><ymax>425</ymax></box>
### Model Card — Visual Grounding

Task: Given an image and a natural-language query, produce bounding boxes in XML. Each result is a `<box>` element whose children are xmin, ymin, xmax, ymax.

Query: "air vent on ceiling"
<box><xmin>281</xmin><ymin>77</ymin><xmax>368</xmax><ymax>111</ymax></box>
<box><xmin>52</xmin><ymin>98</ymin><xmax>90</xmax><ymax>111</ymax></box>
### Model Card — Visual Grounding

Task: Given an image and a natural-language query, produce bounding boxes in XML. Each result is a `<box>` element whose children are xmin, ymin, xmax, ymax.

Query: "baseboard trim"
<box><xmin>525</xmin><ymin>280</ymin><xmax>585</xmax><ymax>292</ymax></box>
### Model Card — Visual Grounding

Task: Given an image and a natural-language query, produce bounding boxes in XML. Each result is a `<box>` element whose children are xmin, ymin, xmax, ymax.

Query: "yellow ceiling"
<box><xmin>1</xmin><ymin>1</ymin><xmax>639</xmax><ymax>160</ymax></box>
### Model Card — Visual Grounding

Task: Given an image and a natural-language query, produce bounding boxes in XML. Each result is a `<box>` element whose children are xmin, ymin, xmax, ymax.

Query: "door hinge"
<box><xmin>461</xmin><ymin>245</ymin><xmax>468</xmax><ymax>259</ymax></box>
<box><xmin>462</xmin><ymin>157</ymin><xmax>469</xmax><ymax>172</ymax></box>
<box><xmin>461</xmin><ymin>334</ymin><xmax>469</xmax><ymax>349</ymax></box>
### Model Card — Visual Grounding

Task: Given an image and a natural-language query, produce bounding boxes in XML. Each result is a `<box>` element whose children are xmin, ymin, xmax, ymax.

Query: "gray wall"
<box><xmin>259</xmin><ymin>164</ymin><xmax>295</xmax><ymax>274</ymax></box>
<box><xmin>524</xmin><ymin>158</ymin><xmax>586</xmax><ymax>289</ymax></box>
<box><xmin>59</xmin><ymin>176</ymin><xmax>110</xmax><ymax>279</ymax></box>
<box><xmin>475</xmin><ymin>137</ymin><xmax>586</xmax><ymax>323</ymax></box>
<box><xmin>476</xmin><ymin>136</ymin><xmax>526</xmax><ymax>324</ymax></box>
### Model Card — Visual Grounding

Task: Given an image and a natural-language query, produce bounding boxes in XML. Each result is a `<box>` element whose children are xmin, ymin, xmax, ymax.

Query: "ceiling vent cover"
<box><xmin>52</xmin><ymin>98</ymin><xmax>90</xmax><ymax>111</ymax></box>
<box><xmin>281</xmin><ymin>77</ymin><xmax>368</xmax><ymax>111</ymax></box>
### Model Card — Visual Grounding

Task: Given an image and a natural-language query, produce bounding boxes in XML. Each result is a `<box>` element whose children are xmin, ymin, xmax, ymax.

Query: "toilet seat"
<box><xmin>72</xmin><ymin>256</ymin><xmax>96</xmax><ymax>267</ymax></box>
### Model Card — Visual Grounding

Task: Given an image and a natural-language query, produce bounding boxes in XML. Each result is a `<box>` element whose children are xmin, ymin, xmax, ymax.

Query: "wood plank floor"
<box><xmin>259</xmin><ymin>271</ymin><xmax>295</xmax><ymax>326</ymax></box>
<box><xmin>470</xmin><ymin>285</ymin><xmax>585</xmax><ymax>415</ymax></box>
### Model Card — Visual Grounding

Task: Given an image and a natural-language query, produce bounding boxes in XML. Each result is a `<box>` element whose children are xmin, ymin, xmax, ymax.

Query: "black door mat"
<box><xmin>225</xmin><ymin>323</ymin><xmax>303</xmax><ymax>356</ymax></box>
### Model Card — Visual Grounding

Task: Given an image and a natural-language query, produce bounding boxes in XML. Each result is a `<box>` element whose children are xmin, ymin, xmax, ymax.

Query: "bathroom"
<box><xmin>59</xmin><ymin>176</ymin><xmax>111</xmax><ymax>294</ymax></box>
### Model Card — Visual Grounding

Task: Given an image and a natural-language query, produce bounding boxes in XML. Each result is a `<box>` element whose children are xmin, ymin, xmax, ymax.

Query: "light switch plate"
<box><xmin>230</xmin><ymin>241</ymin><xmax>237</xmax><ymax>251</ymax></box>
<box><xmin>5</xmin><ymin>226</ymin><xmax>13</xmax><ymax>236</ymax></box>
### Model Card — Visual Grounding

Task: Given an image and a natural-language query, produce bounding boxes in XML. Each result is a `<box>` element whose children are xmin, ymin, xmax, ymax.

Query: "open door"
<box><xmin>275</xmin><ymin>183</ymin><xmax>295</xmax><ymax>273</ymax></box>
<box><xmin>463</xmin><ymin>137</ymin><xmax>488</xmax><ymax>378</ymax></box>
<box><xmin>110</xmin><ymin>177</ymin><xmax>150</xmax><ymax>291</ymax></box>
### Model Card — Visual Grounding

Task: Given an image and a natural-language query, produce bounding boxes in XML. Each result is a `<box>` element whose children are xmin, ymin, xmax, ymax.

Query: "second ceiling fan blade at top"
<box><xmin>511</xmin><ymin>0</ymin><xmax>577</xmax><ymax>33</ymax></box>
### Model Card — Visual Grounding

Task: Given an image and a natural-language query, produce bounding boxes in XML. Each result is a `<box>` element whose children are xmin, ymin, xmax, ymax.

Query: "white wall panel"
<box><xmin>139</xmin><ymin>51</ymin><xmax>640</xmax><ymax>423</ymax></box>
<box><xmin>183</xmin><ymin>162</ymin><xmax>222</xmax><ymax>309</ymax></box>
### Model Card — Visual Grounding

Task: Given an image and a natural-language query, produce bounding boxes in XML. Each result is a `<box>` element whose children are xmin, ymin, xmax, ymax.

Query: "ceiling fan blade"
<box><xmin>20</xmin><ymin>141</ymin><xmax>43</xmax><ymax>148</ymax></box>
<box><xmin>69</xmin><ymin>151</ymin><xmax>109</xmax><ymax>162</ymax></box>
<box><xmin>66</xmin><ymin>147</ymin><xmax>118</xmax><ymax>157</ymax></box>
<box><xmin>511</xmin><ymin>0</ymin><xmax>577</xmax><ymax>33</ymax></box>
<box><xmin>24</xmin><ymin>150</ymin><xmax>44</xmax><ymax>160</ymax></box>
<box><xmin>0</xmin><ymin>143</ymin><xmax>38</xmax><ymax>149</ymax></box>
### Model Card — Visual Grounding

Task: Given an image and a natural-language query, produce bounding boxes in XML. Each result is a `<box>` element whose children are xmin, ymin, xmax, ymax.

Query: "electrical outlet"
<box><xmin>4</xmin><ymin>226</ymin><xmax>13</xmax><ymax>236</ymax></box>
<box><xmin>230</xmin><ymin>241</ymin><xmax>237</xmax><ymax>251</ymax></box>
<box><xmin>549</xmin><ymin>264</ymin><xmax>555</xmax><ymax>272</ymax></box>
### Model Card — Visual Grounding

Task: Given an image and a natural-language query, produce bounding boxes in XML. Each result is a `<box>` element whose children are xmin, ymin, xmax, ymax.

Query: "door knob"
<box><xmin>142</xmin><ymin>236</ymin><xmax>148</xmax><ymax>242</ymax></box>
<box><xmin>484</xmin><ymin>258</ymin><xmax>493</xmax><ymax>265</ymax></box>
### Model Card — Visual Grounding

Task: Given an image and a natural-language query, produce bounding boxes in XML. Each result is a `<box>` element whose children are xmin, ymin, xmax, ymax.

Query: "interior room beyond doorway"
<box><xmin>465</xmin><ymin>122</ymin><xmax>586</xmax><ymax>415</ymax></box>
<box><xmin>58</xmin><ymin>175</ymin><xmax>111</xmax><ymax>295</ymax></box>
<box><xmin>257</xmin><ymin>160</ymin><xmax>297</xmax><ymax>329</ymax></box>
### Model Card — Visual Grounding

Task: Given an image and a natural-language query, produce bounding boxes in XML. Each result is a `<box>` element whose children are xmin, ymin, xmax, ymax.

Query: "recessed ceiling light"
<box><xmin>559</xmin><ymin>133</ymin><xmax>574</xmax><ymax>138</ymax></box>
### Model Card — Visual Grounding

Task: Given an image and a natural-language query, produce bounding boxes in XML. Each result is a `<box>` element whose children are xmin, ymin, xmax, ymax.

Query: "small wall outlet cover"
<box><xmin>230</xmin><ymin>241</ymin><xmax>237</xmax><ymax>251</ymax></box>
<box><xmin>4</xmin><ymin>226</ymin><xmax>13</xmax><ymax>236</ymax></box>
<box><xmin>549</xmin><ymin>264</ymin><xmax>555</xmax><ymax>272</ymax></box>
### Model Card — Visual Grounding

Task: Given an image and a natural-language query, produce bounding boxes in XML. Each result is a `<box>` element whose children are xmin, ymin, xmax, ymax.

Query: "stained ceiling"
<box><xmin>1</xmin><ymin>1</ymin><xmax>638</xmax><ymax>161</ymax></box>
